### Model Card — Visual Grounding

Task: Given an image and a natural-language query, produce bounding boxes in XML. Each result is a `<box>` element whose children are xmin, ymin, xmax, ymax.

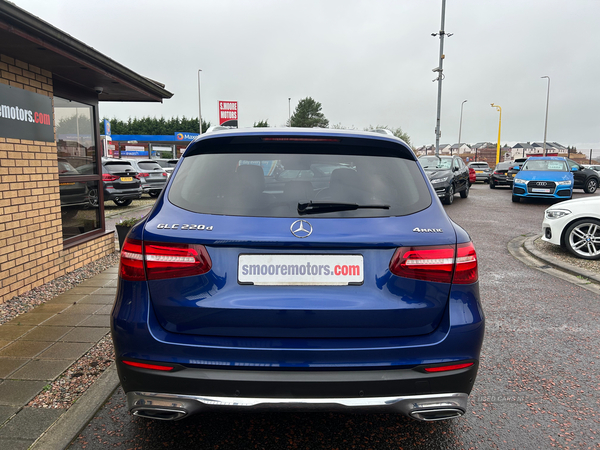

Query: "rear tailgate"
<box><xmin>143</xmin><ymin>206</ymin><xmax>457</xmax><ymax>339</ymax></box>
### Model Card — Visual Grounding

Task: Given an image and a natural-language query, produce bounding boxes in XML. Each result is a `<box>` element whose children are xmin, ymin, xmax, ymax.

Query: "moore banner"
<box><xmin>218</xmin><ymin>101</ymin><xmax>238</xmax><ymax>127</ymax></box>
<box><xmin>0</xmin><ymin>83</ymin><xmax>54</xmax><ymax>142</ymax></box>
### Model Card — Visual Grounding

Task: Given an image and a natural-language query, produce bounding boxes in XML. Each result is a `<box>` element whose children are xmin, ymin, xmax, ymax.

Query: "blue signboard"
<box><xmin>175</xmin><ymin>132</ymin><xmax>200</xmax><ymax>141</ymax></box>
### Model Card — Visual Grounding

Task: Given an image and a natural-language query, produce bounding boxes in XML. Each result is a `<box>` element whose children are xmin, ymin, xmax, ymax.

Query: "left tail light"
<box><xmin>135</xmin><ymin>173</ymin><xmax>149</xmax><ymax>179</ymax></box>
<box><xmin>389</xmin><ymin>242</ymin><xmax>478</xmax><ymax>284</ymax></box>
<box><xmin>119</xmin><ymin>238</ymin><xmax>212</xmax><ymax>281</ymax></box>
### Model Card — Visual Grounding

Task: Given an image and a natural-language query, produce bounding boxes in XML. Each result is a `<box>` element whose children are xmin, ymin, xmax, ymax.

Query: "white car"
<box><xmin>583</xmin><ymin>164</ymin><xmax>600</xmax><ymax>175</ymax></box>
<box><xmin>542</xmin><ymin>196</ymin><xmax>600</xmax><ymax>260</ymax></box>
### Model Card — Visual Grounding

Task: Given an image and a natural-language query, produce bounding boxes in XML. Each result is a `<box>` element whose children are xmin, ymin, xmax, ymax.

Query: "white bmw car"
<box><xmin>542</xmin><ymin>196</ymin><xmax>600</xmax><ymax>260</ymax></box>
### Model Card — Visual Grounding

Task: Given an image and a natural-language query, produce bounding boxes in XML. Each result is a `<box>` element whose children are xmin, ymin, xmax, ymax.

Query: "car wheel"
<box><xmin>511</xmin><ymin>194</ymin><xmax>520</xmax><ymax>203</ymax></box>
<box><xmin>489</xmin><ymin>181</ymin><xmax>496</xmax><ymax>189</ymax></box>
<box><xmin>564</xmin><ymin>218</ymin><xmax>600</xmax><ymax>260</ymax></box>
<box><xmin>149</xmin><ymin>191</ymin><xmax>160</xmax><ymax>198</ymax></box>
<box><xmin>584</xmin><ymin>178</ymin><xmax>598</xmax><ymax>194</ymax></box>
<box><xmin>442</xmin><ymin>184</ymin><xmax>454</xmax><ymax>205</ymax></box>
<box><xmin>460</xmin><ymin>182</ymin><xmax>469</xmax><ymax>198</ymax></box>
<box><xmin>88</xmin><ymin>188</ymin><xmax>99</xmax><ymax>207</ymax></box>
<box><xmin>113</xmin><ymin>198</ymin><xmax>133</xmax><ymax>207</ymax></box>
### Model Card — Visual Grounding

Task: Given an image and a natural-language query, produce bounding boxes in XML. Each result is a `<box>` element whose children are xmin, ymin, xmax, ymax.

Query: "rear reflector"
<box><xmin>261</xmin><ymin>137</ymin><xmax>340</xmax><ymax>142</ymax></box>
<box><xmin>424</xmin><ymin>362</ymin><xmax>474</xmax><ymax>373</ymax></box>
<box><xmin>389</xmin><ymin>242</ymin><xmax>478</xmax><ymax>284</ymax></box>
<box><xmin>122</xmin><ymin>360</ymin><xmax>174</xmax><ymax>371</ymax></box>
<box><xmin>119</xmin><ymin>238</ymin><xmax>212</xmax><ymax>281</ymax></box>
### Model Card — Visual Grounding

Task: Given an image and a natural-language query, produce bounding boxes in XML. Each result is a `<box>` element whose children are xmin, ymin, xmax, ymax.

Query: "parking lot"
<box><xmin>66</xmin><ymin>183</ymin><xmax>600</xmax><ymax>450</ymax></box>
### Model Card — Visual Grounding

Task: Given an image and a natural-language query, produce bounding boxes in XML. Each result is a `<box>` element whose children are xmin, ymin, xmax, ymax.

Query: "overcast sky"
<box><xmin>11</xmin><ymin>0</ymin><xmax>600</xmax><ymax>148</ymax></box>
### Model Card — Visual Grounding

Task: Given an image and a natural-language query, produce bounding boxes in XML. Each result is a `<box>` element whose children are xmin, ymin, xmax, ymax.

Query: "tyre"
<box><xmin>489</xmin><ymin>181</ymin><xmax>496</xmax><ymax>189</ymax></box>
<box><xmin>564</xmin><ymin>218</ymin><xmax>600</xmax><ymax>260</ymax></box>
<box><xmin>88</xmin><ymin>188</ymin><xmax>99</xmax><ymax>207</ymax></box>
<box><xmin>149</xmin><ymin>191</ymin><xmax>160</xmax><ymax>198</ymax></box>
<box><xmin>584</xmin><ymin>177</ymin><xmax>598</xmax><ymax>194</ymax></box>
<box><xmin>442</xmin><ymin>184</ymin><xmax>454</xmax><ymax>205</ymax></box>
<box><xmin>460</xmin><ymin>182</ymin><xmax>469</xmax><ymax>198</ymax></box>
<box><xmin>511</xmin><ymin>194</ymin><xmax>520</xmax><ymax>203</ymax></box>
<box><xmin>113</xmin><ymin>198</ymin><xmax>133</xmax><ymax>207</ymax></box>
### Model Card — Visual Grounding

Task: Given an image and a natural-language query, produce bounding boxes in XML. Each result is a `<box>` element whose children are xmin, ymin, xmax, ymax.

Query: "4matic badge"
<box><xmin>413</xmin><ymin>227</ymin><xmax>443</xmax><ymax>233</ymax></box>
<box><xmin>156</xmin><ymin>224</ymin><xmax>213</xmax><ymax>230</ymax></box>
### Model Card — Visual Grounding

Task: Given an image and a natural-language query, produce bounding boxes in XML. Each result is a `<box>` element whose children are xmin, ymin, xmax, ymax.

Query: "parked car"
<box><xmin>489</xmin><ymin>161</ymin><xmax>514</xmax><ymax>188</ymax></box>
<box><xmin>58</xmin><ymin>158</ymin><xmax>90</xmax><ymax>218</ymax></box>
<box><xmin>507</xmin><ymin>157</ymin><xmax>528</xmax><ymax>180</ymax></box>
<box><xmin>126</xmin><ymin>159</ymin><xmax>168</xmax><ymax>197</ymax></box>
<box><xmin>154</xmin><ymin>159</ymin><xmax>179</xmax><ymax>176</ymax></box>
<box><xmin>112</xmin><ymin>128</ymin><xmax>484</xmax><ymax>422</ymax></box>
<box><xmin>467</xmin><ymin>162</ymin><xmax>491</xmax><ymax>183</ymax></box>
<box><xmin>583</xmin><ymin>164</ymin><xmax>600</xmax><ymax>175</ymax></box>
<box><xmin>542</xmin><ymin>196</ymin><xmax>600</xmax><ymax>260</ymax></box>
<box><xmin>468</xmin><ymin>167</ymin><xmax>476</xmax><ymax>186</ymax></box>
<box><xmin>512</xmin><ymin>156</ymin><xmax>573</xmax><ymax>203</ymax></box>
<box><xmin>101</xmin><ymin>158</ymin><xmax>143</xmax><ymax>206</ymax></box>
<box><xmin>565</xmin><ymin>158</ymin><xmax>599</xmax><ymax>194</ymax></box>
<box><xmin>418</xmin><ymin>155</ymin><xmax>470</xmax><ymax>204</ymax></box>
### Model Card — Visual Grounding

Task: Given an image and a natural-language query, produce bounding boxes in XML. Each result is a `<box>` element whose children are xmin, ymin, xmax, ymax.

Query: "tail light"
<box><xmin>136</xmin><ymin>173</ymin><xmax>149</xmax><ymax>179</ymax></box>
<box><xmin>389</xmin><ymin>242</ymin><xmax>478</xmax><ymax>284</ymax></box>
<box><xmin>424</xmin><ymin>362</ymin><xmax>474</xmax><ymax>373</ymax></box>
<box><xmin>119</xmin><ymin>238</ymin><xmax>212</xmax><ymax>281</ymax></box>
<box><xmin>102</xmin><ymin>173</ymin><xmax>119</xmax><ymax>182</ymax></box>
<box><xmin>162</xmin><ymin>172</ymin><xmax>168</xmax><ymax>177</ymax></box>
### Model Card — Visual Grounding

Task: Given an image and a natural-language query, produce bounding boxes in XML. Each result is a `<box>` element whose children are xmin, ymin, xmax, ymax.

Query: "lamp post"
<box><xmin>491</xmin><ymin>103</ymin><xmax>502</xmax><ymax>165</ymax></box>
<box><xmin>541</xmin><ymin>76</ymin><xmax>550</xmax><ymax>156</ymax></box>
<box><xmin>288</xmin><ymin>98</ymin><xmax>291</xmax><ymax>126</ymax></box>
<box><xmin>458</xmin><ymin>99</ymin><xmax>467</xmax><ymax>145</ymax></box>
<box><xmin>197</xmin><ymin>69</ymin><xmax>202</xmax><ymax>134</ymax></box>
<box><xmin>433</xmin><ymin>0</ymin><xmax>448</xmax><ymax>156</ymax></box>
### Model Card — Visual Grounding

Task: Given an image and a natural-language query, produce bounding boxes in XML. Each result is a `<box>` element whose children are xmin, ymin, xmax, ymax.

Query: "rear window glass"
<box><xmin>169</xmin><ymin>152</ymin><xmax>432</xmax><ymax>218</ymax></box>
<box><xmin>468</xmin><ymin>163</ymin><xmax>489</xmax><ymax>168</ymax></box>
<box><xmin>419</xmin><ymin>156</ymin><xmax>453</xmax><ymax>169</ymax></box>
<box><xmin>137</xmin><ymin>161</ymin><xmax>163</xmax><ymax>170</ymax></box>
<box><xmin>103</xmin><ymin>162</ymin><xmax>134</xmax><ymax>172</ymax></box>
<box><xmin>495</xmin><ymin>162</ymin><xmax>512</xmax><ymax>170</ymax></box>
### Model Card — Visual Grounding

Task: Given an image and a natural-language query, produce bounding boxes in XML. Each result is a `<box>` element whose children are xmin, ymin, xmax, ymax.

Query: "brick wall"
<box><xmin>0</xmin><ymin>54</ymin><xmax>115</xmax><ymax>306</ymax></box>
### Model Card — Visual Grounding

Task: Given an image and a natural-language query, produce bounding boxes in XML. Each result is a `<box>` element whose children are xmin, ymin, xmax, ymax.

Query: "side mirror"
<box><xmin>571</xmin><ymin>166</ymin><xmax>578</xmax><ymax>172</ymax></box>
<box><xmin>513</xmin><ymin>165</ymin><xmax>520</xmax><ymax>170</ymax></box>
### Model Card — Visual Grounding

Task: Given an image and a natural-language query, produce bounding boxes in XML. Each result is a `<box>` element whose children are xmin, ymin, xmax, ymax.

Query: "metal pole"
<box><xmin>198</xmin><ymin>69</ymin><xmax>203</xmax><ymax>134</ymax></box>
<box><xmin>541</xmin><ymin>76</ymin><xmax>550</xmax><ymax>156</ymax></box>
<box><xmin>491</xmin><ymin>103</ymin><xmax>502</xmax><ymax>165</ymax></box>
<box><xmin>434</xmin><ymin>0</ymin><xmax>447</xmax><ymax>156</ymax></box>
<box><xmin>458</xmin><ymin>99</ymin><xmax>467</xmax><ymax>144</ymax></box>
<box><xmin>288</xmin><ymin>98</ymin><xmax>291</xmax><ymax>126</ymax></box>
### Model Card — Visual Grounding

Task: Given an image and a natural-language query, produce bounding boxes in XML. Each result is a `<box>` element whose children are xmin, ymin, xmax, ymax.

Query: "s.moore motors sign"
<box><xmin>0</xmin><ymin>83</ymin><xmax>54</xmax><ymax>142</ymax></box>
<box><xmin>218</xmin><ymin>101</ymin><xmax>238</xmax><ymax>127</ymax></box>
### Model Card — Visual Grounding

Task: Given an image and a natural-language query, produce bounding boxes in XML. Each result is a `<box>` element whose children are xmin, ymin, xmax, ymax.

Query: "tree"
<box><xmin>253</xmin><ymin>120</ymin><xmax>269</xmax><ymax>127</ymax></box>
<box><xmin>364</xmin><ymin>125</ymin><xmax>411</xmax><ymax>146</ymax></box>
<box><xmin>289</xmin><ymin>97</ymin><xmax>329</xmax><ymax>128</ymax></box>
<box><xmin>99</xmin><ymin>116</ymin><xmax>210</xmax><ymax>135</ymax></box>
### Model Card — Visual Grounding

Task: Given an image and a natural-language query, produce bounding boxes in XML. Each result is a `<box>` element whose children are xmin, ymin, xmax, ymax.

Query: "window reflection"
<box><xmin>55</xmin><ymin>97</ymin><xmax>97</xmax><ymax>173</ymax></box>
<box><xmin>61</xmin><ymin>181</ymin><xmax>101</xmax><ymax>240</ymax></box>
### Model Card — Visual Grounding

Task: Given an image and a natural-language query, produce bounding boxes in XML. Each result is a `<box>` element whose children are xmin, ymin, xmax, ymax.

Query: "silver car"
<box><xmin>126</xmin><ymin>159</ymin><xmax>168</xmax><ymax>197</ymax></box>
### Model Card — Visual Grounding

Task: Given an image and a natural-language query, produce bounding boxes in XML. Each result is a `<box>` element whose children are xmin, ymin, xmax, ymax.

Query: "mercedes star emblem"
<box><xmin>290</xmin><ymin>220</ymin><xmax>313</xmax><ymax>238</ymax></box>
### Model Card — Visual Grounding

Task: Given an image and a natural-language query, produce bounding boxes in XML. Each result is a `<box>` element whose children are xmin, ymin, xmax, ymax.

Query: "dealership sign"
<box><xmin>0</xmin><ymin>83</ymin><xmax>54</xmax><ymax>142</ymax></box>
<box><xmin>218</xmin><ymin>101</ymin><xmax>238</xmax><ymax>127</ymax></box>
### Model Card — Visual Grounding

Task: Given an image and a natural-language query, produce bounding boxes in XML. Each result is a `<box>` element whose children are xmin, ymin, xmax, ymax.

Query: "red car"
<box><xmin>468</xmin><ymin>167</ymin><xmax>476</xmax><ymax>186</ymax></box>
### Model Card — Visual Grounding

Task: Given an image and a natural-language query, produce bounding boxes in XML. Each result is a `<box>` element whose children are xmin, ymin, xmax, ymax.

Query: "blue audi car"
<box><xmin>111</xmin><ymin>128</ymin><xmax>485</xmax><ymax>422</ymax></box>
<box><xmin>512</xmin><ymin>156</ymin><xmax>574</xmax><ymax>203</ymax></box>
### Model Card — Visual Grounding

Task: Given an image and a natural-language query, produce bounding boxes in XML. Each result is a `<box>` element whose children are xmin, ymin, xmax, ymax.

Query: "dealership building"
<box><xmin>0</xmin><ymin>1</ymin><xmax>172</xmax><ymax>305</ymax></box>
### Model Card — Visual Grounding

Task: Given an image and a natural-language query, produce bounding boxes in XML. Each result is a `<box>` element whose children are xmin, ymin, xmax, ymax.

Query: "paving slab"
<box><xmin>9</xmin><ymin>359</ymin><xmax>73</xmax><ymax>381</ymax></box>
<box><xmin>42</xmin><ymin>314</ymin><xmax>90</xmax><ymax>327</ymax></box>
<box><xmin>27</xmin><ymin>303</ymin><xmax>71</xmax><ymax>314</ymax></box>
<box><xmin>77</xmin><ymin>276</ymin><xmax>116</xmax><ymax>287</ymax></box>
<box><xmin>62</xmin><ymin>287</ymin><xmax>99</xmax><ymax>296</ymax></box>
<box><xmin>43</xmin><ymin>294</ymin><xmax>82</xmax><ymax>305</ymax></box>
<box><xmin>93</xmin><ymin>305</ymin><xmax>113</xmax><ymax>315</ymax></box>
<box><xmin>19</xmin><ymin>326</ymin><xmax>74</xmax><ymax>342</ymax></box>
<box><xmin>60</xmin><ymin>304</ymin><xmax>105</xmax><ymax>315</ymax></box>
<box><xmin>0</xmin><ymin>437</ymin><xmax>36</xmax><ymax>450</ymax></box>
<box><xmin>78</xmin><ymin>315</ymin><xmax>110</xmax><ymax>328</ymax></box>
<box><xmin>0</xmin><ymin>340</ymin><xmax>52</xmax><ymax>358</ymax></box>
<box><xmin>61</xmin><ymin>327</ymin><xmax>110</xmax><ymax>343</ymax></box>
<box><xmin>76</xmin><ymin>295</ymin><xmax>114</xmax><ymax>305</ymax></box>
<box><xmin>0</xmin><ymin>380</ymin><xmax>47</xmax><ymax>406</ymax></box>
<box><xmin>5</xmin><ymin>313</ymin><xmax>55</xmax><ymax>326</ymax></box>
<box><xmin>0</xmin><ymin>405</ymin><xmax>19</xmax><ymax>425</ymax></box>
<box><xmin>0</xmin><ymin>340</ymin><xmax>8</xmax><ymax>350</ymax></box>
<box><xmin>0</xmin><ymin>326</ymin><xmax>34</xmax><ymax>340</ymax></box>
<box><xmin>0</xmin><ymin>406</ymin><xmax>62</xmax><ymax>439</ymax></box>
<box><xmin>38</xmin><ymin>342</ymin><xmax>94</xmax><ymax>360</ymax></box>
<box><xmin>0</xmin><ymin>358</ymin><xmax>29</xmax><ymax>378</ymax></box>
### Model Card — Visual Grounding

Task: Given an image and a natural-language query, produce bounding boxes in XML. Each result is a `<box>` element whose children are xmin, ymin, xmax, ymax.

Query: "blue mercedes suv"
<box><xmin>111</xmin><ymin>128</ymin><xmax>485</xmax><ymax>422</ymax></box>
<box><xmin>512</xmin><ymin>156</ymin><xmax>574</xmax><ymax>203</ymax></box>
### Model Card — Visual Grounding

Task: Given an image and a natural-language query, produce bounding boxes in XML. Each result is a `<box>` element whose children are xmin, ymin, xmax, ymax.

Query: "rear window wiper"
<box><xmin>297</xmin><ymin>201</ymin><xmax>390</xmax><ymax>215</ymax></box>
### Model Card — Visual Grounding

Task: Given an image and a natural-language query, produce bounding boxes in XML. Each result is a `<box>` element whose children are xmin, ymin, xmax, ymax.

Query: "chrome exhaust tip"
<box><xmin>409</xmin><ymin>407</ymin><xmax>465</xmax><ymax>421</ymax></box>
<box><xmin>132</xmin><ymin>408</ymin><xmax>188</xmax><ymax>421</ymax></box>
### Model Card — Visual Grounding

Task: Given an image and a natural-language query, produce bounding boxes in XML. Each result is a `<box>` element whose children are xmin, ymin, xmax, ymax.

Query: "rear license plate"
<box><xmin>475</xmin><ymin>171</ymin><xmax>483</xmax><ymax>173</ymax></box>
<box><xmin>120</xmin><ymin>177</ymin><xmax>133</xmax><ymax>182</ymax></box>
<box><xmin>238</xmin><ymin>254</ymin><xmax>364</xmax><ymax>286</ymax></box>
<box><xmin>59</xmin><ymin>182</ymin><xmax>75</xmax><ymax>186</ymax></box>
<box><xmin>532</xmin><ymin>188</ymin><xmax>551</xmax><ymax>193</ymax></box>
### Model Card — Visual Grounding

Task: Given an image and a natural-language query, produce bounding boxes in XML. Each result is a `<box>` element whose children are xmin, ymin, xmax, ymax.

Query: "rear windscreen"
<box><xmin>168</xmin><ymin>152</ymin><xmax>432</xmax><ymax>218</ymax></box>
<box><xmin>137</xmin><ymin>162</ymin><xmax>163</xmax><ymax>170</ymax></box>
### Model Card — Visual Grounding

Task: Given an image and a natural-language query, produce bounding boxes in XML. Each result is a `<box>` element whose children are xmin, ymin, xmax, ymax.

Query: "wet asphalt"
<box><xmin>70</xmin><ymin>184</ymin><xmax>600</xmax><ymax>450</ymax></box>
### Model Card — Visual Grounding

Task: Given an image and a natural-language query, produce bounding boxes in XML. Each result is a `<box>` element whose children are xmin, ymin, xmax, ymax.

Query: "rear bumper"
<box><xmin>127</xmin><ymin>390</ymin><xmax>469</xmax><ymax>422</ymax></box>
<box><xmin>104</xmin><ymin>188</ymin><xmax>143</xmax><ymax>200</ymax></box>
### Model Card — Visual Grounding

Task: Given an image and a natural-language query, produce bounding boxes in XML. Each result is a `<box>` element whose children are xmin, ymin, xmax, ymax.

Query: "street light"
<box><xmin>491</xmin><ymin>103</ymin><xmax>502</xmax><ymax>165</ymax></box>
<box><xmin>458</xmin><ymin>99</ymin><xmax>467</xmax><ymax>145</ymax></box>
<box><xmin>541</xmin><ymin>76</ymin><xmax>550</xmax><ymax>156</ymax></box>
<box><xmin>288</xmin><ymin>98</ymin><xmax>291</xmax><ymax>126</ymax></box>
<box><xmin>197</xmin><ymin>69</ymin><xmax>203</xmax><ymax>134</ymax></box>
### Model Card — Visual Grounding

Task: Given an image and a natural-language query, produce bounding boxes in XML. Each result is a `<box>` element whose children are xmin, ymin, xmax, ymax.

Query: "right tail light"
<box><xmin>389</xmin><ymin>242</ymin><xmax>478</xmax><ymax>284</ymax></box>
